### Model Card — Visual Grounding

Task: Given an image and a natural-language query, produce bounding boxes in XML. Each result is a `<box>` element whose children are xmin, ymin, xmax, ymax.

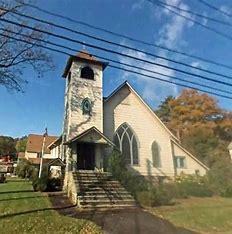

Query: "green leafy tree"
<box><xmin>155</xmin><ymin>96</ymin><xmax>174</xmax><ymax>123</ymax></box>
<box><xmin>0</xmin><ymin>136</ymin><xmax>16</xmax><ymax>156</ymax></box>
<box><xmin>15</xmin><ymin>136</ymin><xmax>27</xmax><ymax>152</ymax></box>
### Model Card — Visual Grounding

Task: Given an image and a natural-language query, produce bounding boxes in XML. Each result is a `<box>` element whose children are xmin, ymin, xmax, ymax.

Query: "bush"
<box><xmin>107</xmin><ymin>150</ymin><xmax>173</xmax><ymax>206</ymax></box>
<box><xmin>16</xmin><ymin>159</ymin><xmax>37</xmax><ymax>179</ymax></box>
<box><xmin>136</xmin><ymin>187</ymin><xmax>173</xmax><ymax>207</ymax></box>
<box><xmin>47</xmin><ymin>178</ymin><xmax>62</xmax><ymax>191</ymax></box>
<box><xmin>207</xmin><ymin>161</ymin><xmax>232</xmax><ymax>197</ymax></box>
<box><xmin>32</xmin><ymin>165</ymin><xmax>49</xmax><ymax>192</ymax></box>
<box><xmin>175</xmin><ymin>174</ymin><xmax>213</xmax><ymax>197</ymax></box>
<box><xmin>0</xmin><ymin>173</ymin><xmax>6</xmax><ymax>183</ymax></box>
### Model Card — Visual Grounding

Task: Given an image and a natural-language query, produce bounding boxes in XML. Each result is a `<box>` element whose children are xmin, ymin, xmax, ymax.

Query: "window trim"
<box><xmin>174</xmin><ymin>156</ymin><xmax>187</xmax><ymax>169</ymax></box>
<box><xmin>151</xmin><ymin>141</ymin><xmax>161</xmax><ymax>168</ymax></box>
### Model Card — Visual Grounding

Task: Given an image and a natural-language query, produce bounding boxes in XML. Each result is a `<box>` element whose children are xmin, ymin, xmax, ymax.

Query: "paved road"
<box><xmin>49</xmin><ymin>193</ymin><xmax>198</xmax><ymax>234</ymax></box>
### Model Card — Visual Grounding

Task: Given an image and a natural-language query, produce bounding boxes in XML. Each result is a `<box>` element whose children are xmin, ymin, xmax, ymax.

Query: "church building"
<box><xmin>50</xmin><ymin>50</ymin><xmax>208</xmax><ymax>182</ymax></box>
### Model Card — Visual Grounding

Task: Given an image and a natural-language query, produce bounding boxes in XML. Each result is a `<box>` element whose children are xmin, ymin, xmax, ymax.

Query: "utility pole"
<box><xmin>38</xmin><ymin>128</ymin><xmax>48</xmax><ymax>178</ymax></box>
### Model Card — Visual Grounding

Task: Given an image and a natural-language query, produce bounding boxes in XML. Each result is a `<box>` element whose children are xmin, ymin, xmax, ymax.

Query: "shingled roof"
<box><xmin>26</xmin><ymin>134</ymin><xmax>58</xmax><ymax>154</ymax></box>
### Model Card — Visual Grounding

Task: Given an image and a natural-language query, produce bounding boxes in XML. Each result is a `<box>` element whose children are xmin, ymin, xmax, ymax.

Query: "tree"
<box><xmin>155</xmin><ymin>96</ymin><xmax>174</xmax><ymax>123</ymax></box>
<box><xmin>0</xmin><ymin>0</ymin><xmax>53</xmax><ymax>92</ymax></box>
<box><xmin>156</xmin><ymin>89</ymin><xmax>232</xmax><ymax>166</ymax></box>
<box><xmin>0</xmin><ymin>136</ymin><xmax>16</xmax><ymax>155</ymax></box>
<box><xmin>15</xmin><ymin>135</ymin><xmax>27</xmax><ymax>152</ymax></box>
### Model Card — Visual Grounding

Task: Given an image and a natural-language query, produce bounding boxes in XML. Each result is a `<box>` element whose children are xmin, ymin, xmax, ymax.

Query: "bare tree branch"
<box><xmin>0</xmin><ymin>0</ymin><xmax>54</xmax><ymax>92</ymax></box>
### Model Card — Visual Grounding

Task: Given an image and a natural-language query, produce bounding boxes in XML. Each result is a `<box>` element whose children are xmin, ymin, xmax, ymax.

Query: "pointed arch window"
<box><xmin>113</xmin><ymin>123</ymin><xmax>139</xmax><ymax>165</ymax></box>
<box><xmin>80</xmin><ymin>66</ymin><xmax>94</xmax><ymax>80</ymax></box>
<box><xmin>152</xmin><ymin>141</ymin><xmax>161</xmax><ymax>168</ymax></box>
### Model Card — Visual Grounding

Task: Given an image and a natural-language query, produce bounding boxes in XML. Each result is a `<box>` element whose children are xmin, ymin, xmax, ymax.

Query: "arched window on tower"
<box><xmin>113</xmin><ymin>123</ymin><xmax>139</xmax><ymax>165</ymax></box>
<box><xmin>80</xmin><ymin>66</ymin><xmax>94</xmax><ymax>80</ymax></box>
<box><xmin>152</xmin><ymin>141</ymin><xmax>161</xmax><ymax>168</ymax></box>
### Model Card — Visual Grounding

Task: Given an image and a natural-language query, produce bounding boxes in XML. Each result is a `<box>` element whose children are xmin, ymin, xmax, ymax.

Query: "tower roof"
<box><xmin>62</xmin><ymin>50</ymin><xmax>108</xmax><ymax>78</ymax></box>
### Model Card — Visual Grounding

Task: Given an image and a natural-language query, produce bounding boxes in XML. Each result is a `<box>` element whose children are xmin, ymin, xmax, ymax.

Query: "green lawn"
<box><xmin>152</xmin><ymin>197</ymin><xmax>232</xmax><ymax>234</ymax></box>
<box><xmin>0</xmin><ymin>178</ymin><xmax>101</xmax><ymax>234</ymax></box>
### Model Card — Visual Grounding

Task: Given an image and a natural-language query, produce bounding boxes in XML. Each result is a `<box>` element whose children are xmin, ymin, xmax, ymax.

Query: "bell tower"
<box><xmin>62</xmin><ymin>50</ymin><xmax>108</xmax><ymax>141</ymax></box>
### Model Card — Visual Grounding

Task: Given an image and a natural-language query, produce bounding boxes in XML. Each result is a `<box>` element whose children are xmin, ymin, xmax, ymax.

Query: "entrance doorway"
<box><xmin>76</xmin><ymin>143</ymin><xmax>95</xmax><ymax>170</ymax></box>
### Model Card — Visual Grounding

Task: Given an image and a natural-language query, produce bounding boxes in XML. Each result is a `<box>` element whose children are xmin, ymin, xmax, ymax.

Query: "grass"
<box><xmin>151</xmin><ymin>197</ymin><xmax>232</xmax><ymax>234</ymax></box>
<box><xmin>0</xmin><ymin>177</ymin><xmax>101</xmax><ymax>234</ymax></box>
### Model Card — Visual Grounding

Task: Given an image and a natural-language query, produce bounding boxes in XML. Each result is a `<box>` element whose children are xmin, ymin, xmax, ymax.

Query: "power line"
<box><xmin>1</xmin><ymin>31</ymin><xmax>232</xmax><ymax>100</ymax></box>
<box><xmin>146</xmin><ymin>0</ymin><xmax>232</xmax><ymax>42</ymax></box>
<box><xmin>2</xmin><ymin>7</ymin><xmax>231</xmax><ymax>80</ymax></box>
<box><xmin>150</xmin><ymin>0</ymin><xmax>232</xmax><ymax>27</ymax></box>
<box><xmin>1</xmin><ymin>17</ymin><xmax>232</xmax><ymax>87</ymax></box>
<box><xmin>2</xmin><ymin>26</ymin><xmax>231</xmax><ymax>96</ymax></box>
<box><xmin>8</xmin><ymin>3</ymin><xmax>232</xmax><ymax>71</ymax></box>
<box><xmin>197</xmin><ymin>0</ymin><xmax>232</xmax><ymax>18</ymax></box>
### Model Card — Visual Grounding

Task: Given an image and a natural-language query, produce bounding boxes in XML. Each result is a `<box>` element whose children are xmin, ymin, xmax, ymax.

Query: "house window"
<box><xmin>113</xmin><ymin>123</ymin><xmax>139</xmax><ymax>165</ymax></box>
<box><xmin>174</xmin><ymin>156</ymin><xmax>186</xmax><ymax>168</ymax></box>
<box><xmin>152</xmin><ymin>141</ymin><xmax>161</xmax><ymax>168</ymax></box>
<box><xmin>80</xmin><ymin>66</ymin><xmax>94</xmax><ymax>80</ymax></box>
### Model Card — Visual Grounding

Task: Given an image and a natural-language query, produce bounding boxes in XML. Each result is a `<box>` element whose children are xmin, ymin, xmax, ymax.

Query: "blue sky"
<box><xmin>1</xmin><ymin>0</ymin><xmax>232</xmax><ymax>138</ymax></box>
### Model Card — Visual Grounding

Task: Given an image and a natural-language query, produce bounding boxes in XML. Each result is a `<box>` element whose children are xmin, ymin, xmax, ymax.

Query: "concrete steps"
<box><xmin>73</xmin><ymin>170</ymin><xmax>136</xmax><ymax>209</ymax></box>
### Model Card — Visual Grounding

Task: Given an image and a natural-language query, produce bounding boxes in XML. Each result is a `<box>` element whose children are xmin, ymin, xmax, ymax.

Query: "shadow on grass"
<box><xmin>0</xmin><ymin>190</ymin><xmax>34</xmax><ymax>194</ymax></box>
<box><xmin>0</xmin><ymin>204</ymin><xmax>76</xmax><ymax>220</ymax></box>
<box><xmin>0</xmin><ymin>195</ymin><xmax>48</xmax><ymax>202</ymax></box>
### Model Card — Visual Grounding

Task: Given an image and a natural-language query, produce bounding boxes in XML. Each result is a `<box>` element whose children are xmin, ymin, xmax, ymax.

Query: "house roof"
<box><xmin>228</xmin><ymin>142</ymin><xmax>232</xmax><ymax>150</ymax></box>
<box><xmin>27</xmin><ymin>158</ymin><xmax>63</xmax><ymax>166</ymax></box>
<box><xmin>18</xmin><ymin>152</ymin><xmax>25</xmax><ymax>159</ymax></box>
<box><xmin>104</xmin><ymin>81</ymin><xmax>180</xmax><ymax>142</ymax></box>
<box><xmin>171</xmin><ymin>139</ymin><xmax>209</xmax><ymax>170</ymax></box>
<box><xmin>26</xmin><ymin>134</ymin><xmax>58</xmax><ymax>154</ymax></box>
<box><xmin>48</xmin><ymin>136</ymin><xmax>62</xmax><ymax>150</ymax></box>
<box><xmin>64</xmin><ymin>126</ymin><xmax>115</xmax><ymax>147</ymax></box>
<box><xmin>62</xmin><ymin>50</ymin><xmax>108</xmax><ymax>78</ymax></box>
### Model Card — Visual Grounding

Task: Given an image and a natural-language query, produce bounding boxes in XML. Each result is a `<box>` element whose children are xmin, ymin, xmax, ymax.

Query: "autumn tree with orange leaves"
<box><xmin>156</xmin><ymin>89</ymin><xmax>232</xmax><ymax>167</ymax></box>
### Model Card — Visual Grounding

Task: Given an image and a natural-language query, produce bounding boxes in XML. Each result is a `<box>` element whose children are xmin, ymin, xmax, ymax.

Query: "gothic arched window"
<box><xmin>152</xmin><ymin>141</ymin><xmax>161</xmax><ymax>168</ymax></box>
<box><xmin>80</xmin><ymin>66</ymin><xmax>94</xmax><ymax>80</ymax></box>
<box><xmin>113</xmin><ymin>123</ymin><xmax>139</xmax><ymax>165</ymax></box>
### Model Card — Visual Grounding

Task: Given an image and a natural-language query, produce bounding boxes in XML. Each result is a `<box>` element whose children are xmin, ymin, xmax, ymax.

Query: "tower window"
<box><xmin>80</xmin><ymin>66</ymin><xmax>94</xmax><ymax>80</ymax></box>
<box><xmin>81</xmin><ymin>98</ymin><xmax>92</xmax><ymax>115</ymax></box>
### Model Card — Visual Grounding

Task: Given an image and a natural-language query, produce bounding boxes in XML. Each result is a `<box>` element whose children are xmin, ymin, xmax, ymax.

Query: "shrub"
<box><xmin>175</xmin><ymin>174</ymin><xmax>213</xmax><ymax>197</ymax></box>
<box><xmin>107</xmin><ymin>150</ymin><xmax>173</xmax><ymax>206</ymax></box>
<box><xmin>47</xmin><ymin>178</ymin><xmax>62</xmax><ymax>191</ymax></box>
<box><xmin>32</xmin><ymin>165</ymin><xmax>49</xmax><ymax>192</ymax></box>
<box><xmin>136</xmin><ymin>187</ymin><xmax>173</xmax><ymax>207</ymax></box>
<box><xmin>16</xmin><ymin>159</ymin><xmax>37</xmax><ymax>179</ymax></box>
<box><xmin>207</xmin><ymin>161</ymin><xmax>232</xmax><ymax>197</ymax></box>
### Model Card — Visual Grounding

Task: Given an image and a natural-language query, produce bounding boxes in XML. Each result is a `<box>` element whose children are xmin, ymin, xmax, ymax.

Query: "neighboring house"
<box><xmin>228</xmin><ymin>142</ymin><xmax>232</xmax><ymax>160</ymax></box>
<box><xmin>0</xmin><ymin>156</ymin><xmax>13</xmax><ymax>173</ymax></box>
<box><xmin>25</xmin><ymin>134</ymin><xmax>58</xmax><ymax>160</ymax></box>
<box><xmin>52</xmin><ymin>50</ymin><xmax>208</xmax><ymax>182</ymax></box>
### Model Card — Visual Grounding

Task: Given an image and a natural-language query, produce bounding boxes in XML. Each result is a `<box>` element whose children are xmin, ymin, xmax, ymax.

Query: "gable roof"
<box><xmin>228</xmin><ymin>142</ymin><xmax>232</xmax><ymax>150</ymax></box>
<box><xmin>64</xmin><ymin>126</ymin><xmax>115</xmax><ymax>146</ymax></box>
<box><xmin>104</xmin><ymin>81</ymin><xmax>180</xmax><ymax>142</ymax></box>
<box><xmin>171</xmin><ymin>139</ymin><xmax>209</xmax><ymax>170</ymax></box>
<box><xmin>26</xmin><ymin>134</ymin><xmax>58</xmax><ymax>154</ymax></box>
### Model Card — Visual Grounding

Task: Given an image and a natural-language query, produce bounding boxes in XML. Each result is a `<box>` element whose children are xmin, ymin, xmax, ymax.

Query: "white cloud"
<box><xmin>220</xmin><ymin>5</ymin><xmax>232</xmax><ymax>16</ymax></box>
<box><xmin>118</xmin><ymin>0</ymin><xmax>195</xmax><ymax>107</ymax></box>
